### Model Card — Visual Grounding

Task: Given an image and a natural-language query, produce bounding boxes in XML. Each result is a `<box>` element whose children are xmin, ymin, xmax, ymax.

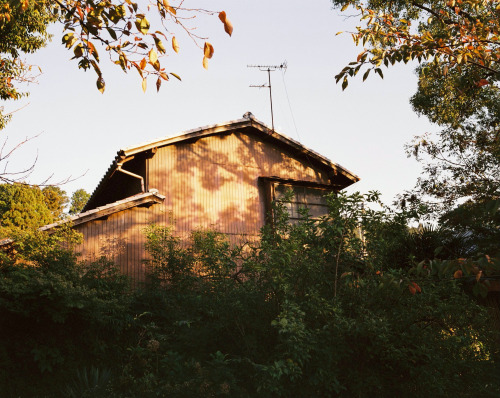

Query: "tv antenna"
<box><xmin>247</xmin><ymin>61</ymin><xmax>287</xmax><ymax>131</ymax></box>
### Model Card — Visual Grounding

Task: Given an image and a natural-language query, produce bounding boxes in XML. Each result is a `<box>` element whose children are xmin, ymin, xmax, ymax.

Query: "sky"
<box><xmin>3</xmin><ymin>0</ymin><xmax>438</xmax><ymax>205</ymax></box>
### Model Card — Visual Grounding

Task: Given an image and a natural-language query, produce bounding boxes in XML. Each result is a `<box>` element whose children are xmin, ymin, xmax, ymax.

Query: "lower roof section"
<box><xmin>40</xmin><ymin>190</ymin><xmax>165</xmax><ymax>231</ymax></box>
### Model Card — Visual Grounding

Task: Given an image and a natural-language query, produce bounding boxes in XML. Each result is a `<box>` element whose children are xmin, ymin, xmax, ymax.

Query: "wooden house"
<box><xmin>42</xmin><ymin>113</ymin><xmax>359</xmax><ymax>282</ymax></box>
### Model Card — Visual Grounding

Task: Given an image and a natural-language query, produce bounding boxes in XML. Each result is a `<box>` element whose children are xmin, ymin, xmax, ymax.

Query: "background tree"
<box><xmin>41</xmin><ymin>185</ymin><xmax>68</xmax><ymax>219</ymax></box>
<box><xmin>69</xmin><ymin>188</ymin><xmax>90</xmax><ymax>214</ymax></box>
<box><xmin>0</xmin><ymin>183</ymin><xmax>53</xmax><ymax>234</ymax></box>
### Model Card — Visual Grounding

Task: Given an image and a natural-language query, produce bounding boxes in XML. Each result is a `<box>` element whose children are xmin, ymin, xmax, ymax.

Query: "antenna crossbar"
<box><xmin>247</xmin><ymin>61</ymin><xmax>287</xmax><ymax>131</ymax></box>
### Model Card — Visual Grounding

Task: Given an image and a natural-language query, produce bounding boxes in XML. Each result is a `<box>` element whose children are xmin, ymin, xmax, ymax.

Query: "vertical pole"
<box><xmin>268</xmin><ymin>68</ymin><xmax>274</xmax><ymax>131</ymax></box>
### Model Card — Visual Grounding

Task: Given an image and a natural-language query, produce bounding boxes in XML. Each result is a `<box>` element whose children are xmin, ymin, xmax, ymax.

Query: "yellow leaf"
<box><xmin>172</xmin><ymin>36</ymin><xmax>179</xmax><ymax>53</ymax></box>
<box><xmin>162</xmin><ymin>0</ymin><xmax>169</xmax><ymax>8</ymax></box>
<box><xmin>149</xmin><ymin>48</ymin><xmax>158</xmax><ymax>64</ymax></box>
<box><xmin>204</xmin><ymin>41</ymin><xmax>214</xmax><ymax>59</ymax></box>
<box><xmin>142</xmin><ymin>77</ymin><xmax>147</xmax><ymax>93</ymax></box>
<box><xmin>202</xmin><ymin>55</ymin><xmax>208</xmax><ymax>69</ymax></box>
<box><xmin>160</xmin><ymin>72</ymin><xmax>169</xmax><ymax>80</ymax></box>
<box><xmin>170</xmin><ymin>72</ymin><xmax>181</xmax><ymax>81</ymax></box>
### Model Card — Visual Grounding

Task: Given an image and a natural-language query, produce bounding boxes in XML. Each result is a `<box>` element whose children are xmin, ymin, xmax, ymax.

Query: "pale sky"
<box><xmin>3</xmin><ymin>0</ymin><xmax>437</xmax><ymax>205</ymax></box>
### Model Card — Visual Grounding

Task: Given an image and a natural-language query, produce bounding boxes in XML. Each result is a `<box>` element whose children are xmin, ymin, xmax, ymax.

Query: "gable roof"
<box><xmin>83</xmin><ymin>112</ymin><xmax>359</xmax><ymax>212</ymax></box>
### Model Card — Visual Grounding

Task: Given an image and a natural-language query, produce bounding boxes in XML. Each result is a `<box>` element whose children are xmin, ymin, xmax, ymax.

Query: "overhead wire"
<box><xmin>280</xmin><ymin>68</ymin><xmax>302</xmax><ymax>144</ymax></box>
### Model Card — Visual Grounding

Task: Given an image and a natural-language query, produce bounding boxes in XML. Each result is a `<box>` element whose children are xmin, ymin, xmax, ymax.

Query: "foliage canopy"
<box><xmin>0</xmin><ymin>0</ymin><xmax>232</xmax><ymax>129</ymax></box>
<box><xmin>1</xmin><ymin>192</ymin><xmax>498</xmax><ymax>397</ymax></box>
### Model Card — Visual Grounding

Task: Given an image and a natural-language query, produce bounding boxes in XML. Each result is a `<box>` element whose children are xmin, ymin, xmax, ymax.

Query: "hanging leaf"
<box><xmin>172</xmin><ymin>36</ymin><xmax>179</xmax><ymax>53</ymax></box>
<box><xmin>96</xmin><ymin>77</ymin><xmax>105</xmax><ymax>94</ymax></box>
<box><xmin>156</xmin><ymin>77</ymin><xmax>161</xmax><ymax>92</ymax></box>
<box><xmin>170</xmin><ymin>72</ymin><xmax>181</xmax><ymax>81</ymax></box>
<box><xmin>135</xmin><ymin>16</ymin><xmax>150</xmax><ymax>34</ymax></box>
<box><xmin>204</xmin><ymin>41</ymin><xmax>214</xmax><ymax>59</ymax></box>
<box><xmin>218</xmin><ymin>11</ymin><xmax>233</xmax><ymax>36</ymax></box>
<box><xmin>142</xmin><ymin>77</ymin><xmax>147</xmax><ymax>93</ymax></box>
<box><xmin>149</xmin><ymin>48</ymin><xmax>158</xmax><ymax>64</ymax></box>
<box><xmin>140</xmin><ymin>57</ymin><xmax>147</xmax><ymax>70</ymax></box>
<box><xmin>202</xmin><ymin>56</ymin><xmax>208</xmax><ymax>69</ymax></box>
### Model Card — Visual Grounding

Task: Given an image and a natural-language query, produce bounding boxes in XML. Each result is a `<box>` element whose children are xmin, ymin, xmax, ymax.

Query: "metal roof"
<box><xmin>42</xmin><ymin>190</ymin><xmax>165</xmax><ymax>231</ymax></box>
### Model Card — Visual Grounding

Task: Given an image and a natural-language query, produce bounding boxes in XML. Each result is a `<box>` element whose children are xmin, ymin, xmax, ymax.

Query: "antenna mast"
<box><xmin>247</xmin><ymin>61</ymin><xmax>287</xmax><ymax>131</ymax></box>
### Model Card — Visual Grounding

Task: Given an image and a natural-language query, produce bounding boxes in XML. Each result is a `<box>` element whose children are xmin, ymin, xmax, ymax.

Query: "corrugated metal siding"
<box><xmin>147</xmin><ymin>131</ymin><xmax>329</xmax><ymax>239</ymax></box>
<box><xmin>77</xmin><ymin>130</ymin><xmax>331</xmax><ymax>281</ymax></box>
<box><xmin>74</xmin><ymin>206</ymin><xmax>154</xmax><ymax>284</ymax></box>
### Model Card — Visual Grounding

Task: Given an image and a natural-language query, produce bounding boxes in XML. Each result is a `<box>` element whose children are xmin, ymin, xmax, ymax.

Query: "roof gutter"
<box><xmin>116</xmin><ymin>156</ymin><xmax>145</xmax><ymax>193</ymax></box>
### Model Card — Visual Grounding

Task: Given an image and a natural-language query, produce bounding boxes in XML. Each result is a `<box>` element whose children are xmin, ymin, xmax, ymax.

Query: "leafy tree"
<box><xmin>0</xmin><ymin>0</ymin><xmax>233</xmax><ymax>130</ymax></box>
<box><xmin>0</xmin><ymin>0</ymin><xmax>54</xmax><ymax>129</ymax></box>
<box><xmin>0</xmin><ymin>183</ymin><xmax>53</xmax><ymax>234</ymax></box>
<box><xmin>69</xmin><ymin>188</ymin><xmax>90</xmax><ymax>214</ymax></box>
<box><xmin>42</xmin><ymin>185</ymin><xmax>68</xmax><ymax>219</ymax></box>
<box><xmin>332</xmin><ymin>0</ymin><xmax>500</xmax><ymax>240</ymax></box>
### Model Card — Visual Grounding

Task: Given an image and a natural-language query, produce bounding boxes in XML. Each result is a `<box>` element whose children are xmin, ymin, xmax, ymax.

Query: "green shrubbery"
<box><xmin>0</xmin><ymin>192</ymin><xmax>498</xmax><ymax>397</ymax></box>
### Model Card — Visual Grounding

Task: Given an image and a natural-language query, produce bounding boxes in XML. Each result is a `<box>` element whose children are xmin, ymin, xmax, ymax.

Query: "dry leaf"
<box><xmin>149</xmin><ymin>48</ymin><xmax>158</xmax><ymax>64</ymax></box>
<box><xmin>204</xmin><ymin>42</ymin><xmax>214</xmax><ymax>59</ymax></box>
<box><xmin>172</xmin><ymin>36</ymin><xmax>179</xmax><ymax>53</ymax></box>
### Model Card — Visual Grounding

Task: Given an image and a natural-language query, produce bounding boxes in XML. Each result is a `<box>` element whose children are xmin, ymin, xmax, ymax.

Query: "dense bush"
<box><xmin>0</xmin><ymin>192</ymin><xmax>498</xmax><ymax>397</ymax></box>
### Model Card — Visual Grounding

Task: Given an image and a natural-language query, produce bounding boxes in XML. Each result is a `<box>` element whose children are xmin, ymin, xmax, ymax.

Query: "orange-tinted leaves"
<box><xmin>454</xmin><ymin>270</ymin><xmax>463</xmax><ymax>279</ymax></box>
<box><xmin>408</xmin><ymin>282</ymin><xmax>421</xmax><ymax>295</ymax></box>
<box><xmin>204</xmin><ymin>41</ymin><xmax>214</xmax><ymax>58</ymax></box>
<box><xmin>139</xmin><ymin>57</ymin><xmax>147</xmax><ymax>70</ymax></box>
<box><xmin>476</xmin><ymin>79</ymin><xmax>489</xmax><ymax>87</ymax></box>
<box><xmin>218</xmin><ymin>11</ymin><xmax>233</xmax><ymax>36</ymax></box>
<box><xmin>202</xmin><ymin>42</ymin><xmax>214</xmax><ymax>69</ymax></box>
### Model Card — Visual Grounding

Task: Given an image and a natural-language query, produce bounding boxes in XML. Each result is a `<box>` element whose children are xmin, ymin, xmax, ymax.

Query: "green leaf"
<box><xmin>106</xmin><ymin>27</ymin><xmax>117</xmax><ymax>41</ymax></box>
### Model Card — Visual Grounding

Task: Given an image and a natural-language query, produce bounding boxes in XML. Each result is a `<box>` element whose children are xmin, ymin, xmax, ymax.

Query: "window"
<box><xmin>260</xmin><ymin>177</ymin><xmax>337</xmax><ymax>224</ymax></box>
